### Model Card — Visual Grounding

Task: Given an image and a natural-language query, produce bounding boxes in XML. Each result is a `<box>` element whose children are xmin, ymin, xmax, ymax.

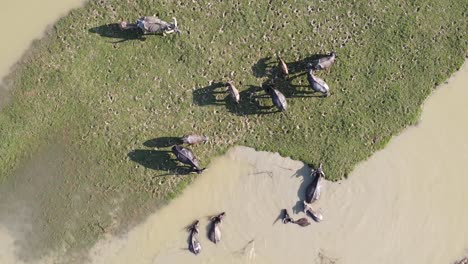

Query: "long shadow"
<box><xmin>89</xmin><ymin>23</ymin><xmax>145</xmax><ymax>43</ymax></box>
<box><xmin>144</xmin><ymin>137</ymin><xmax>182</xmax><ymax>148</ymax></box>
<box><xmin>252</xmin><ymin>55</ymin><xmax>331</xmax><ymax>99</ymax></box>
<box><xmin>226</xmin><ymin>85</ymin><xmax>279</xmax><ymax>116</ymax></box>
<box><xmin>251</xmin><ymin>56</ymin><xmax>274</xmax><ymax>78</ymax></box>
<box><xmin>272</xmin><ymin>209</ymin><xmax>287</xmax><ymax>225</ymax></box>
<box><xmin>285</xmin><ymin>54</ymin><xmax>330</xmax><ymax>75</ymax></box>
<box><xmin>192</xmin><ymin>82</ymin><xmax>227</xmax><ymax>106</ymax></box>
<box><xmin>291</xmin><ymin>163</ymin><xmax>315</xmax><ymax>214</ymax></box>
<box><xmin>127</xmin><ymin>149</ymin><xmax>191</xmax><ymax>176</ymax></box>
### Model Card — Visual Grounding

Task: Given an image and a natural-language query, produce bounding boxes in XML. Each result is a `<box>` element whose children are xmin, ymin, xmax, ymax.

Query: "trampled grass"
<box><xmin>0</xmin><ymin>0</ymin><xmax>466</xmax><ymax>260</ymax></box>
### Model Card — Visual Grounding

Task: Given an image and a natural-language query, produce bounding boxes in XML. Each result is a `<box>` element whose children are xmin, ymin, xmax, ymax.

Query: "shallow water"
<box><xmin>0</xmin><ymin>1</ymin><xmax>85</xmax><ymax>263</ymax></box>
<box><xmin>0</xmin><ymin>0</ymin><xmax>85</xmax><ymax>108</ymax></box>
<box><xmin>85</xmin><ymin>62</ymin><xmax>468</xmax><ymax>263</ymax></box>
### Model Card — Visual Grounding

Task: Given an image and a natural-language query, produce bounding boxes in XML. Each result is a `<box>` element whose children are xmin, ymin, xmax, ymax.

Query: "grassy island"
<box><xmin>0</xmin><ymin>0</ymin><xmax>466</xmax><ymax>260</ymax></box>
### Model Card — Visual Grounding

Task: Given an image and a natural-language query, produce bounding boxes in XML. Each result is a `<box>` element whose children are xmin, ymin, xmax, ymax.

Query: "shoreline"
<box><xmin>0</xmin><ymin>0</ymin><xmax>466</xmax><ymax>261</ymax></box>
<box><xmin>2</xmin><ymin>60</ymin><xmax>467</xmax><ymax>263</ymax></box>
<box><xmin>0</xmin><ymin>0</ymin><xmax>87</xmax><ymax>110</ymax></box>
<box><xmin>86</xmin><ymin>61</ymin><xmax>468</xmax><ymax>264</ymax></box>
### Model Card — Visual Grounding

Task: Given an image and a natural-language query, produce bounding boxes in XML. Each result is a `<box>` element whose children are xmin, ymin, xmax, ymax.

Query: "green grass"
<box><xmin>0</xmin><ymin>0</ymin><xmax>466</xmax><ymax>260</ymax></box>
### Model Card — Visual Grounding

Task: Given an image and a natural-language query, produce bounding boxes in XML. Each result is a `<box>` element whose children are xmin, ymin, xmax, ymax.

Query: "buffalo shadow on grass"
<box><xmin>225</xmin><ymin>85</ymin><xmax>281</xmax><ymax>116</ymax></box>
<box><xmin>89</xmin><ymin>23</ymin><xmax>146</xmax><ymax>43</ymax></box>
<box><xmin>251</xmin><ymin>55</ymin><xmax>331</xmax><ymax>98</ymax></box>
<box><xmin>128</xmin><ymin>149</ymin><xmax>192</xmax><ymax>176</ymax></box>
<box><xmin>144</xmin><ymin>137</ymin><xmax>183</xmax><ymax>148</ymax></box>
<box><xmin>193</xmin><ymin>82</ymin><xmax>278</xmax><ymax>115</ymax></box>
<box><xmin>192</xmin><ymin>82</ymin><xmax>227</xmax><ymax>106</ymax></box>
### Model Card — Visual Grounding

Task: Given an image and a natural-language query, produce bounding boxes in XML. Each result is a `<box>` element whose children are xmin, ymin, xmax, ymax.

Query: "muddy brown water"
<box><xmin>83</xmin><ymin>62</ymin><xmax>468</xmax><ymax>264</ymax></box>
<box><xmin>0</xmin><ymin>0</ymin><xmax>85</xmax><ymax>109</ymax></box>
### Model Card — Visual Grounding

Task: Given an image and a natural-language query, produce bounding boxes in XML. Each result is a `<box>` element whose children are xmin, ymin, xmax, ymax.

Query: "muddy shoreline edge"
<box><xmin>0</xmin><ymin>0</ymin><xmax>466</xmax><ymax>261</ymax></box>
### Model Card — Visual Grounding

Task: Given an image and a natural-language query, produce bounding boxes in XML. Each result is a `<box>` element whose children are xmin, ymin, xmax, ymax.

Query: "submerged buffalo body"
<box><xmin>188</xmin><ymin>220</ymin><xmax>201</xmax><ymax>255</ymax></box>
<box><xmin>209</xmin><ymin>212</ymin><xmax>225</xmax><ymax>244</ymax></box>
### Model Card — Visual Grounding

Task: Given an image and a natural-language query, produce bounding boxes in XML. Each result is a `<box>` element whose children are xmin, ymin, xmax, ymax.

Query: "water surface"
<box><xmin>0</xmin><ymin>0</ymin><xmax>85</xmax><ymax>107</ymax></box>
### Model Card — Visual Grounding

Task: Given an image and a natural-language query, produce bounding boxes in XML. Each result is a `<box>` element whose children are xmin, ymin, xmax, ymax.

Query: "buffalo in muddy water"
<box><xmin>188</xmin><ymin>220</ymin><xmax>202</xmax><ymax>255</ymax></box>
<box><xmin>303</xmin><ymin>201</ymin><xmax>323</xmax><ymax>223</ymax></box>
<box><xmin>120</xmin><ymin>16</ymin><xmax>181</xmax><ymax>35</ymax></box>
<box><xmin>282</xmin><ymin>209</ymin><xmax>310</xmax><ymax>227</ymax></box>
<box><xmin>282</xmin><ymin>209</ymin><xmax>293</xmax><ymax>224</ymax></box>
<box><xmin>209</xmin><ymin>212</ymin><xmax>225</xmax><ymax>244</ymax></box>
<box><xmin>305</xmin><ymin>163</ymin><xmax>325</xmax><ymax>204</ymax></box>
<box><xmin>292</xmin><ymin>217</ymin><xmax>311</xmax><ymax>227</ymax></box>
<box><xmin>171</xmin><ymin>145</ymin><xmax>205</xmax><ymax>173</ymax></box>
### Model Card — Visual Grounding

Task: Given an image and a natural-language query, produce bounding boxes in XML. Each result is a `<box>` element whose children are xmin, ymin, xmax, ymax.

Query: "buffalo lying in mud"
<box><xmin>226</xmin><ymin>81</ymin><xmax>240</xmax><ymax>104</ymax></box>
<box><xmin>209</xmin><ymin>212</ymin><xmax>225</xmax><ymax>244</ymax></box>
<box><xmin>282</xmin><ymin>209</ymin><xmax>310</xmax><ymax>227</ymax></box>
<box><xmin>188</xmin><ymin>220</ymin><xmax>202</xmax><ymax>255</ymax></box>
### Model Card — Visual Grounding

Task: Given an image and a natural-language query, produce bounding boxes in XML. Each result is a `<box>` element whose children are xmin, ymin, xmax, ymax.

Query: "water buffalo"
<box><xmin>263</xmin><ymin>83</ymin><xmax>287</xmax><ymax>112</ymax></box>
<box><xmin>309</xmin><ymin>52</ymin><xmax>336</xmax><ymax>71</ymax></box>
<box><xmin>226</xmin><ymin>81</ymin><xmax>240</xmax><ymax>103</ymax></box>
<box><xmin>282</xmin><ymin>209</ymin><xmax>311</xmax><ymax>227</ymax></box>
<box><xmin>303</xmin><ymin>201</ymin><xmax>323</xmax><ymax>223</ymax></box>
<box><xmin>209</xmin><ymin>212</ymin><xmax>225</xmax><ymax>244</ymax></box>
<box><xmin>171</xmin><ymin>145</ymin><xmax>205</xmax><ymax>173</ymax></box>
<box><xmin>306</xmin><ymin>66</ymin><xmax>330</xmax><ymax>97</ymax></box>
<box><xmin>182</xmin><ymin>134</ymin><xmax>208</xmax><ymax>145</ymax></box>
<box><xmin>188</xmin><ymin>220</ymin><xmax>201</xmax><ymax>255</ymax></box>
<box><xmin>304</xmin><ymin>163</ymin><xmax>325</xmax><ymax>203</ymax></box>
<box><xmin>278</xmin><ymin>56</ymin><xmax>289</xmax><ymax>76</ymax></box>
<box><xmin>120</xmin><ymin>16</ymin><xmax>181</xmax><ymax>35</ymax></box>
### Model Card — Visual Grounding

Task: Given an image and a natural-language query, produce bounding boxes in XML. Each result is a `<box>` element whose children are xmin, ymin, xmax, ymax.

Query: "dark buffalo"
<box><xmin>263</xmin><ymin>83</ymin><xmax>287</xmax><ymax>112</ymax></box>
<box><xmin>182</xmin><ymin>134</ymin><xmax>209</xmax><ymax>145</ymax></box>
<box><xmin>282</xmin><ymin>209</ymin><xmax>310</xmax><ymax>227</ymax></box>
<box><xmin>188</xmin><ymin>220</ymin><xmax>201</xmax><ymax>255</ymax></box>
<box><xmin>305</xmin><ymin>163</ymin><xmax>325</xmax><ymax>203</ymax></box>
<box><xmin>119</xmin><ymin>16</ymin><xmax>181</xmax><ymax>35</ymax></box>
<box><xmin>171</xmin><ymin>145</ymin><xmax>205</xmax><ymax>173</ymax></box>
<box><xmin>209</xmin><ymin>212</ymin><xmax>225</xmax><ymax>244</ymax></box>
<box><xmin>309</xmin><ymin>52</ymin><xmax>336</xmax><ymax>71</ymax></box>
<box><xmin>306</xmin><ymin>66</ymin><xmax>330</xmax><ymax>97</ymax></box>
